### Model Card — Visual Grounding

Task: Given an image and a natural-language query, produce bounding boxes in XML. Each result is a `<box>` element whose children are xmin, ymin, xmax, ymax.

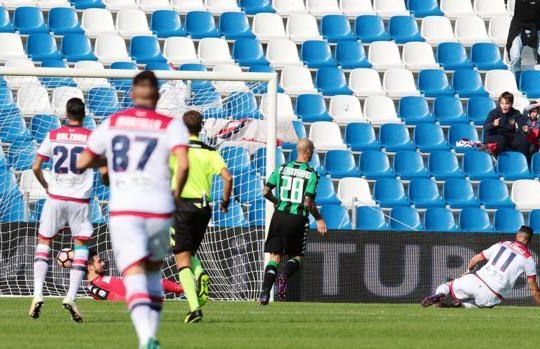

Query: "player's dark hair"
<box><xmin>88</xmin><ymin>248</ymin><xmax>98</xmax><ymax>264</ymax></box>
<box><xmin>133</xmin><ymin>70</ymin><xmax>159</xmax><ymax>91</ymax></box>
<box><xmin>66</xmin><ymin>97</ymin><xmax>85</xmax><ymax>122</ymax></box>
<box><xmin>183</xmin><ymin>110</ymin><xmax>203</xmax><ymax>135</ymax></box>
<box><xmin>499</xmin><ymin>91</ymin><xmax>514</xmax><ymax>105</ymax></box>
<box><xmin>518</xmin><ymin>225</ymin><xmax>534</xmax><ymax>241</ymax></box>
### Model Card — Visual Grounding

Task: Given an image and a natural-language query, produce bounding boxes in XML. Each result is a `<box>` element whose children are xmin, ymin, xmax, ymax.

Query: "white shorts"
<box><xmin>109</xmin><ymin>215</ymin><xmax>172</xmax><ymax>274</ymax></box>
<box><xmin>38</xmin><ymin>198</ymin><xmax>93</xmax><ymax>240</ymax></box>
<box><xmin>450</xmin><ymin>274</ymin><xmax>502</xmax><ymax>308</ymax></box>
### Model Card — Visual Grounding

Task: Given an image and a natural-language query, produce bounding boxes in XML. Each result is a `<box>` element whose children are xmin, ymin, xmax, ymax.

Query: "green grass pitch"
<box><xmin>2</xmin><ymin>298</ymin><xmax>540</xmax><ymax>349</ymax></box>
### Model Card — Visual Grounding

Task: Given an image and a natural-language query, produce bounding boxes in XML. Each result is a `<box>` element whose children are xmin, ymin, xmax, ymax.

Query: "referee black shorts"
<box><xmin>172</xmin><ymin>198</ymin><xmax>212</xmax><ymax>254</ymax></box>
<box><xmin>264</xmin><ymin>210</ymin><xmax>309</xmax><ymax>257</ymax></box>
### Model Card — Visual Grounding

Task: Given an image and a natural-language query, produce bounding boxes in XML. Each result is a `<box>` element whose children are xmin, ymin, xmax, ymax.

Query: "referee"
<box><xmin>170</xmin><ymin>110</ymin><xmax>232</xmax><ymax>323</ymax></box>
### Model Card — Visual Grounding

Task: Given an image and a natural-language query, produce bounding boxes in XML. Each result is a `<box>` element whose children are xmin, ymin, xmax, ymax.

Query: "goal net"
<box><xmin>0</xmin><ymin>67</ymin><xmax>281</xmax><ymax>300</ymax></box>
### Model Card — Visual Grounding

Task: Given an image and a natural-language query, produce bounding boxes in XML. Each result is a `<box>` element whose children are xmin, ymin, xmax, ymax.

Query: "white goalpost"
<box><xmin>0</xmin><ymin>67</ymin><xmax>279</xmax><ymax>301</ymax></box>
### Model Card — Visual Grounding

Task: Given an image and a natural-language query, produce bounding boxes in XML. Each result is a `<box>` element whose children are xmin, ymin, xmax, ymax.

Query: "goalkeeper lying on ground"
<box><xmin>86</xmin><ymin>249</ymin><xmax>184</xmax><ymax>301</ymax></box>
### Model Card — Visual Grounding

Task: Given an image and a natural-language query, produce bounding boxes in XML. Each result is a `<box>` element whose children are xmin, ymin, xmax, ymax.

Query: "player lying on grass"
<box><xmin>423</xmin><ymin>225</ymin><xmax>540</xmax><ymax>308</ymax></box>
<box><xmin>258</xmin><ymin>138</ymin><xmax>327</xmax><ymax>305</ymax></box>
<box><xmin>86</xmin><ymin>249</ymin><xmax>183</xmax><ymax>301</ymax></box>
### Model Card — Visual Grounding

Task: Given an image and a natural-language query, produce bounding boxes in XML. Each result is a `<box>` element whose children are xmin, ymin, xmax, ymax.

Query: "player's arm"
<box><xmin>77</xmin><ymin>151</ymin><xmax>107</xmax><ymax>170</ymax></box>
<box><xmin>172</xmin><ymin>146</ymin><xmax>189</xmax><ymax>198</ymax></box>
<box><xmin>528</xmin><ymin>277</ymin><xmax>540</xmax><ymax>305</ymax></box>
<box><xmin>219</xmin><ymin>168</ymin><xmax>233</xmax><ymax>213</ymax></box>
<box><xmin>32</xmin><ymin>156</ymin><xmax>48</xmax><ymax>193</ymax></box>
<box><xmin>466</xmin><ymin>253</ymin><xmax>486</xmax><ymax>273</ymax></box>
<box><xmin>78</xmin><ymin>121</ymin><xmax>109</xmax><ymax>170</ymax></box>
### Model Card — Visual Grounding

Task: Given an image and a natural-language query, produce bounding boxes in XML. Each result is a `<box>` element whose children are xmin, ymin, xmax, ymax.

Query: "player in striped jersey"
<box><xmin>258</xmin><ymin>139</ymin><xmax>327</xmax><ymax>305</ymax></box>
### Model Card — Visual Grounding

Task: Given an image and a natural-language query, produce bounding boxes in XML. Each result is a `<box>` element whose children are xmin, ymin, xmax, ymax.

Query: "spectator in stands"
<box><xmin>507</xmin><ymin>0</ymin><xmax>540</xmax><ymax>72</ymax></box>
<box><xmin>523</xmin><ymin>101</ymin><xmax>540</xmax><ymax>153</ymax></box>
<box><xmin>484</xmin><ymin>92</ymin><xmax>530</xmax><ymax>158</ymax></box>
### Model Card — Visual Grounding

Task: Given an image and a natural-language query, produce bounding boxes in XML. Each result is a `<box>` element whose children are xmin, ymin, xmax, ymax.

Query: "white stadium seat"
<box><xmin>349</xmin><ymin>68</ymin><xmax>385</xmax><ymax>97</ymax></box>
<box><xmin>37</xmin><ymin>0</ymin><xmax>70</xmax><ymax>8</ymax></box>
<box><xmin>474</xmin><ymin>0</ymin><xmax>507</xmax><ymax>19</ymax></box>
<box><xmin>5</xmin><ymin>59</ymin><xmax>40</xmax><ymax>89</ymax></box>
<box><xmin>171</xmin><ymin>0</ymin><xmax>205</xmax><ymax>12</ymax></box>
<box><xmin>95</xmin><ymin>34</ymin><xmax>131</xmax><ymax>64</ymax></box>
<box><xmin>402</xmin><ymin>42</ymin><xmax>439</xmax><ymax>70</ymax></box>
<box><xmin>286</xmin><ymin>13</ymin><xmax>323</xmax><ymax>42</ymax></box>
<box><xmin>489</xmin><ymin>16</ymin><xmax>511</xmax><ymax>46</ymax></box>
<box><xmin>2</xmin><ymin>0</ymin><xmax>35</xmax><ymax>9</ymax></box>
<box><xmin>213</xmin><ymin>64</ymin><xmax>249</xmax><ymax>93</ymax></box>
<box><xmin>329</xmin><ymin>95</ymin><xmax>367</xmax><ymax>124</ymax></box>
<box><xmin>116</xmin><ymin>9</ymin><xmax>152</xmax><ymax>38</ymax></box>
<box><xmin>511</xmin><ymin>180</ymin><xmax>540</xmax><ymax>210</ymax></box>
<box><xmin>0</xmin><ymin>33</ymin><xmax>26</xmax><ymax>61</ymax></box>
<box><xmin>81</xmin><ymin>8</ymin><xmax>116</xmax><ymax>38</ymax></box>
<box><xmin>373</xmin><ymin>0</ymin><xmax>410</xmax><ymax>18</ymax></box>
<box><xmin>104</xmin><ymin>0</ymin><xmax>138</xmax><ymax>11</ymax></box>
<box><xmin>337</xmin><ymin>178</ymin><xmax>376</xmax><ymax>207</ymax></box>
<box><xmin>20</xmin><ymin>169</ymin><xmax>50</xmax><ymax>203</ymax></box>
<box><xmin>17</xmin><ymin>85</ymin><xmax>54</xmax><ymax>116</ymax></box>
<box><xmin>163</xmin><ymin>37</ymin><xmax>200</xmax><ymax>65</ymax></box>
<box><xmin>440</xmin><ymin>0</ymin><xmax>475</xmax><ymax>19</ymax></box>
<box><xmin>137</xmin><ymin>0</ymin><xmax>172</xmax><ymax>12</ymax></box>
<box><xmin>205</xmin><ymin>0</ymin><xmax>240</xmax><ymax>14</ymax></box>
<box><xmin>261</xmin><ymin>93</ymin><xmax>298</xmax><ymax>123</ymax></box>
<box><xmin>368</xmin><ymin>41</ymin><xmax>404</xmax><ymax>70</ymax></box>
<box><xmin>73</xmin><ymin>61</ymin><xmax>111</xmax><ymax>91</ymax></box>
<box><xmin>309</xmin><ymin>121</ymin><xmax>347</xmax><ymax>150</ymax></box>
<box><xmin>266</xmin><ymin>39</ymin><xmax>302</xmax><ymax>68</ymax></box>
<box><xmin>52</xmin><ymin>86</ymin><xmax>84</xmax><ymax>116</ymax></box>
<box><xmin>306</xmin><ymin>0</ymin><xmax>342</xmax><ymax>16</ymax></box>
<box><xmin>364</xmin><ymin>95</ymin><xmax>401</xmax><ymax>125</ymax></box>
<box><xmin>198</xmin><ymin>38</ymin><xmax>234</xmax><ymax>66</ymax></box>
<box><xmin>383</xmin><ymin>69</ymin><xmax>421</xmax><ymax>98</ymax></box>
<box><xmin>485</xmin><ymin>69</ymin><xmax>522</xmax><ymax>98</ymax></box>
<box><xmin>340</xmin><ymin>0</ymin><xmax>375</xmax><ymax>16</ymax></box>
<box><xmin>421</xmin><ymin>16</ymin><xmax>457</xmax><ymax>45</ymax></box>
<box><xmin>455</xmin><ymin>16</ymin><xmax>491</xmax><ymax>46</ymax></box>
<box><xmin>280</xmin><ymin>65</ymin><xmax>318</xmax><ymax>96</ymax></box>
<box><xmin>273</xmin><ymin>0</ymin><xmax>308</xmax><ymax>16</ymax></box>
<box><xmin>252</xmin><ymin>13</ymin><xmax>288</xmax><ymax>42</ymax></box>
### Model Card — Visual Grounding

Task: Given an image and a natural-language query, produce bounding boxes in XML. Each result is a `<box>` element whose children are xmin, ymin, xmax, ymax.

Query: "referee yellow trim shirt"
<box><xmin>170</xmin><ymin>135</ymin><xmax>227</xmax><ymax>200</ymax></box>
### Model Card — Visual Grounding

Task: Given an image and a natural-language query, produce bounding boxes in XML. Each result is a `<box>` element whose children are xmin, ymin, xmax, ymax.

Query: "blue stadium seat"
<box><xmin>436</xmin><ymin>42</ymin><xmax>473</xmax><ymax>70</ymax></box>
<box><xmin>321</xmin><ymin>15</ymin><xmax>356</xmax><ymax>42</ymax></box>
<box><xmin>494</xmin><ymin>208</ymin><xmax>524</xmax><ymax>233</ymax></box>
<box><xmin>295</xmin><ymin>94</ymin><xmax>332</xmax><ymax>122</ymax></box>
<box><xmin>448</xmin><ymin>124</ymin><xmax>480</xmax><ymax>153</ymax></box>
<box><xmin>374</xmin><ymin>178</ymin><xmax>410</xmax><ymax>207</ymax></box>
<box><xmin>219</xmin><ymin>12</ymin><xmax>254</xmax><ymax>40</ymax></box>
<box><xmin>345</xmin><ymin>123</ymin><xmax>381</xmax><ymax>151</ymax></box>
<box><xmin>87</xmin><ymin>87</ymin><xmax>121</xmax><ymax>118</ymax></box>
<box><xmin>240</xmin><ymin>0</ymin><xmax>275</xmax><ymax>14</ymax></box>
<box><xmin>355</xmin><ymin>15</ymin><xmax>391</xmax><ymax>43</ymax></box>
<box><xmin>248</xmin><ymin>65</ymin><xmax>284</xmax><ymax>94</ymax></box>
<box><xmin>413</xmin><ymin>124</ymin><xmax>449</xmax><ymax>152</ymax></box>
<box><xmin>0</xmin><ymin>190</ymin><xmax>29</xmax><ymax>222</ymax></box>
<box><xmin>145</xmin><ymin>62</ymin><xmax>173</xmax><ymax>71</ymax></box>
<box><xmin>389</xmin><ymin>16</ymin><xmax>424</xmax><ymax>43</ymax></box>
<box><xmin>321</xmin><ymin>205</ymin><xmax>352</xmax><ymax>230</ymax></box>
<box><xmin>27</xmin><ymin>33</ymin><xmax>62</xmax><ymax>62</ymax></box>
<box><xmin>424</xmin><ymin>208</ymin><xmax>458</xmax><ymax>231</ymax></box>
<box><xmin>40</xmin><ymin>60</ymin><xmax>77</xmax><ymax>88</ymax></box>
<box><xmin>89</xmin><ymin>199</ymin><xmax>105</xmax><ymax>224</ymax></box>
<box><xmin>394</xmin><ymin>151</ymin><xmax>429</xmax><ymax>180</ymax></box>
<box><xmin>211</xmin><ymin>175</ymin><xmax>224</xmax><ymax>202</ymax></box>
<box><xmin>478</xmin><ymin>179</ymin><xmax>514</xmax><ymax>209</ymax></box>
<box><xmin>236</xmin><ymin>174</ymin><xmax>264</xmax><ymax>203</ymax></box>
<box><xmin>179</xmin><ymin>63</ymin><xmax>213</xmax><ymax>90</ymax></box>
<box><xmin>443</xmin><ymin>178</ymin><xmax>480</xmax><ymax>208</ymax></box>
<box><xmin>0</xmin><ymin>86</ymin><xmax>15</xmax><ymax>113</ymax></box>
<box><xmin>409</xmin><ymin>178</ymin><xmax>445</xmax><ymax>208</ymax></box>
<box><xmin>48</xmin><ymin>7</ymin><xmax>83</xmax><ymax>35</ymax></box>
<box><xmin>30</xmin><ymin>114</ymin><xmax>60</xmax><ymax>143</ymax></box>
<box><xmin>61</xmin><ymin>34</ymin><xmax>97</xmax><ymax>62</ymax></box>
<box><xmin>233</xmin><ymin>38</ymin><xmax>269</xmax><ymax>67</ymax></box>
<box><xmin>70</xmin><ymin>0</ymin><xmax>105</xmax><ymax>9</ymax></box>
<box><xmin>14</xmin><ymin>7</ymin><xmax>47</xmax><ymax>34</ymax></box>
<box><xmin>0</xmin><ymin>170</ymin><xmax>17</xmax><ymax>197</ymax></box>
<box><xmin>529</xmin><ymin>209</ymin><xmax>540</xmax><ymax>233</ymax></box>
<box><xmin>390</xmin><ymin>207</ymin><xmax>423</xmax><ymax>231</ymax></box>
<box><xmin>91</xmin><ymin>171</ymin><xmax>109</xmax><ymax>202</ymax></box>
<box><xmin>335</xmin><ymin>40</ymin><xmax>371</xmax><ymax>69</ymax></box>
<box><xmin>398</xmin><ymin>96</ymin><xmax>435</xmax><ymax>125</ymax></box>
<box><xmin>519</xmin><ymin>70</ymin><xmax>540</xmax><ymax>98</ymax></box>
<box><xmin>186</xmin><ymin>11</ymin><xmax>220</xmax><ymax>39</ymax></box>
<box><xmin>212</xmin><ymin>201</ymin><xmax>249</xmax><ymax>227</ymax></box>
<box><xmin>222</xmin><ymin>92</ymin><xmax>261</xmax><ymax>120</ymax></box>
<box><xmin>467</xmin><ymin>97</ymin><xmax>496</xmax><ymax>125</ymax></box>
<box><xmin>360</xmin><ymin>151</ymin><xmax>395</xmax><ymax>179</ymax></box>
<box><xmin>81</xmin><ymin>116</ymin><xmax>96</xmax><ymax>130</ymax></box>
<box><xmin>316</xmin><ymin>176</ymin><xmax>340</xmax><ymax>205</ymax></box>
<box><xmin>497</xmin><ymin>151</ymin><xmax>533</xmax><ymax>180</ymax></box>
<box><xmin>417</xmin><ymin>69</ymin><xmax>455</xmax><ymax>98</ymax></box>
<box><xmin>429</xmin><ymin>151</ymin><xmax>465</xmax><ymax>180</ymax></box>
<box><xmin>288</xmin><ymin>148</ymin><xmax>322</xmax><ymax>173</ymax></box>
<box><xmin>379</xmin><ymin>123</ymin><xmax>415</xmax><ymax>151</ymax></box>
<box><xmin>532</xmin><ymin>152</ymin><xmax>540</xmax><ymax>178</ymax></box>
<box><xmin>433</xmin><ymin>96</ymin><xmax>468</xmax><ymax>125</ymax></box>
<box><xmin>130</xmin><ymin>36</ymin><xmax>166</xmax><ymax>64</ymax></box>
<box><xmin>471</xmin><ymin>43</ymin><xmax>507</xmax><ymax>71</ymax></box>
<box><xmin>355</xmin><ymin>206</ymin><xmax>388</xmax><ymax>230</ymax></box>
<box><xmin>110</xmin><ymin>61</ymin><xmax>137</xmax><ymax>91</ymax></box>
<box><xmin>463</xmin><ymin>151</ymin><xmax>498</xmax><ymax>180</ymax></box>
<box><xmin>301</xmin><ymin>40</ymin><xmax>337</xmax><ymax>68</ymax></box>
<box><xmin>6</xmin><ymin>139</ymin><xmax>36</xmax><ymax>171</ymax></box>
<box><xmin>151</xmin><ymin>10</ymin><xmax>186</xmax><ymax>38</ymax></box>
<box><xmin>247</xmin><ymin>199</ymin><xmax>265</xmax><ymax>226</ymax></box>
<box><xmin>315</xmin><ymin>67</ymin><xmax>352</xmax><ymax>96</ymax></box>
<box><xmin>0</xmin><ymin>7</ymin><xmax>13</xmax><ymax>33</ymax></box>
<box><xmin>220</xmin><ymin>146</ymin><xmax>253</xmax><ymax>175</ymax></box>
<box><xmin>324</xmin><ymin>150</ymin><xmax>358</xmax><ymax>178</ymax></box>
<box><xmin>0</xmin><ymin>111</ymin><xmax>28</xmax><ymax>143</ymax></box>
<box><xmin>253</xmin><ymin>147</ymin><xmax>285</xmax><ymax>176</ymax></box>
<box><xmin>407</xmin><ymin>0</ymin><xmax>444</xmax><ymax>17</ymax></box>
<box><xmin>283</xmin><ymin>120</ymin><xmax>307</xmax><ymax>150</ymax></box>
<box><xmin>459</xmin><ymin>208</ymin><xmax>492</xmax><ymax>232</ymax></box>
<box><xmin>452</xmin><ymin>69</ymin><xmax>489</xmax><ymax>98</ymax></box>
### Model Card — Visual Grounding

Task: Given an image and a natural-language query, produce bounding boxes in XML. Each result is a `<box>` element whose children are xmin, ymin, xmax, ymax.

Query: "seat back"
<box><xmin>390</xmin><ymin>206</ymin><xmax>422</xmax><ymax>230</ymax></box>
<box><xmin>424</xmin><ymin>208</ymin><xmax>458</xmax><ymax>231</ymax></box>
<box><xmin>459</xmin><ymin>207</ymin><xmax>492</xmax><ymax>232</ymax></box>
<box><xmin>393</xmin><ymin>151</ymin><xmax>428</xmax><ymax>179</ymax></box>
<box><xmin>355</xmin><ymin>206</ymin><xmax>388</xmax><ymax>230</ymax></box>
<box><xmin>321</xmin><ymin>205</ymin><xmax>352</xmax><ymax>230</ymax></box>
<box><xmin>337</xmin><ymin>177</ymin><xmax>375</xmax><ymax>206</ymax></box>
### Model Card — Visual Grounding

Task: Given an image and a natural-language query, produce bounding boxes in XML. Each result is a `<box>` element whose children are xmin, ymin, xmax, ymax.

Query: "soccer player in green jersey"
<box><xmin>258</xmin><ymin>138</ymin><xmax>327</xmax><ymax>305</ymax></box>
